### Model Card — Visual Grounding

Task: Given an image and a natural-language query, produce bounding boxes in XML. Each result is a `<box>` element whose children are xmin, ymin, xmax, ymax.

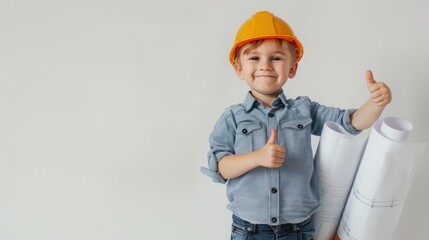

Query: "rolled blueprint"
<box><xmin>312</xmin><ymin>121</ymin><xmax>368</xmax><ymax>240</ymax></box>
<box><xmin>336</xmin><ymin>117</ymin><xmax>427</xmax><ymax>240</ymax></box>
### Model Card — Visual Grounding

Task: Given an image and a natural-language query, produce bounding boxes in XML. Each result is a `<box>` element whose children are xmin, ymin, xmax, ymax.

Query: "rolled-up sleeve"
<box><xmin>308</xmin><ymin>98</ymin><xmax>361</xmax><ymax>136</ymax></box>
<box><xmin>200</xmin><ymin>152</ymin><xmax>227</xmax><ymax>184</ymax></box>
<box><xmin>340</xmin><ymin>108</ymin><xmax>361</xmax><ymax>135</ymax></box>
<box><xmin>201</xmin><ymin>110</ymin><xmax>237</xmax><ymax>184</ymax></box>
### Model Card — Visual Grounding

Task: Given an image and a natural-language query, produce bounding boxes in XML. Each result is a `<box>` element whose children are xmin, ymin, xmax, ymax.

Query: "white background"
<box><xmin>1</xmin><ymin>0</ymin><xmax>428</xmax><ymax>239</ymax></box>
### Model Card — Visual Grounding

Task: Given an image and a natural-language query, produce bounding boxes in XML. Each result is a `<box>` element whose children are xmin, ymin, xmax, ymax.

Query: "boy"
<box><xmin>201</xmin><ymin>11</ymin><xmax>391</xmax><ymax>240</ymax></box>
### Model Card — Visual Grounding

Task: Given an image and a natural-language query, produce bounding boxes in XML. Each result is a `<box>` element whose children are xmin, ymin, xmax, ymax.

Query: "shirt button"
<box><xmin>242</xmin><ymin>129</ymin><xmax>248</xmax><ymax>134</ymax></box>
<box><xmin>297</xmin><ymin>124</ymin><xmax>304</xmax><ymax>129</ymax></box>
<box><xmin>271</xmin><ymin>217</ymin><xmax>277</xmax><ymax>223</ymax></box>
<box><xmin>271</xmin><ymin>188</ymin><xmax>277</xmax><ymax>193</ymax></box>
<box><xmin>268</xmin><ymin>113</ymin><xmax>274</xmax><ymax>118</ymax></box>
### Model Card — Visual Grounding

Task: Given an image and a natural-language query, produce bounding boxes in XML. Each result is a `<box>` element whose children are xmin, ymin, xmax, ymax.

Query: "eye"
<box><xmin>271</xmin><ymin>56</ymin><xmax>282</xmax><ymax>61</ymax></box>
<box><xmin>248</xmin><ymin>56</ymin><xmax>259</xmax><ymax>61</ymax></box>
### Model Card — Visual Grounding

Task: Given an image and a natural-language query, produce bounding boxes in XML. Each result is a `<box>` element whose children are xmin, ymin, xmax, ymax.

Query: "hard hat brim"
<box><xmin>229</xmin><ymin>36</ymin><xmax>304</xmax><ymax>66</ymax></box>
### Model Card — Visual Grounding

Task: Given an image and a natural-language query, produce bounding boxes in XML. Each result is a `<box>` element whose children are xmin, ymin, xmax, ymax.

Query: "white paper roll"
<box><xmin>313</xmin><ymin>122</ymin><xmax>368</xmax><ymax>240</ymax></box>
<box><xmin>379</xmin><ymin>117</ymin><xmax>413</xmax><ymax>142</ymax></box>
<box><xmin>337</xmin><ymin>117</ymin><xmax>426</xmax><ymax>240</ymax></box>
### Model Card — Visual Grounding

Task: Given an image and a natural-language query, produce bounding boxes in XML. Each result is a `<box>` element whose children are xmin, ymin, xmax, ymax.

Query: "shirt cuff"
<box><xmin>342</xmin><ymin>109</ymin><xmax>362</xmax><ymax>135</ymax></box>
<box><xmin>200</xmin><ymin>151</ymin><xmax>228</xmax><ymax>184</ymax></box>
<box><xmin>200</xmin><ymin>167</ymin><xmax>226</xmax><ymax>184</ymax></box>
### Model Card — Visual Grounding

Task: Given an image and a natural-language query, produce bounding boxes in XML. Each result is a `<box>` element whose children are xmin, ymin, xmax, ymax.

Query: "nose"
<box><xmin>259</xmin><ymin>59</ymin><xmax>273</xmax><ymax>71</ymax></box>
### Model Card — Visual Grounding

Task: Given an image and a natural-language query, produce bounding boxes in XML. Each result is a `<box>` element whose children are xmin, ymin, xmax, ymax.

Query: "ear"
<box><xmin>234</xmin><ymin>63</ymin><xmax>244</xmax><ymax>80</ymax></box>
<box><xmin>288</xmin><ymin>62</ymin><xmax>298</xmax><ymax>79</ymax></box>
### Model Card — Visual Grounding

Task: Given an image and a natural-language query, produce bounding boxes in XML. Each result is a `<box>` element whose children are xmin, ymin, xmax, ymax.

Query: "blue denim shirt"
<box><xmin>201</xmin><ymin>91</ymin><xmax>360</xmax><ymax>225</ymax></box>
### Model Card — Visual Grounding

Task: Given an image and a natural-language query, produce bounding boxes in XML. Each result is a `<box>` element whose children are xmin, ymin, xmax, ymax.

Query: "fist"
<box><xmin>366</xmin><ymin>70</ymin><xmax>392</xmax><ymax>107</ymax></box>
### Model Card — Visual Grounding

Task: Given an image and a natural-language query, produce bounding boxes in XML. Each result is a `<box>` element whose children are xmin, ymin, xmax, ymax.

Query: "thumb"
<box><xmin>267</xmin><ymin>128</ymin><xmax>277</xmax><ymax>145</ymax></box>
<box><xmin>366</xmin><ymin>70</ymin><xmax>376</xmax><ymax>87</ymax></box>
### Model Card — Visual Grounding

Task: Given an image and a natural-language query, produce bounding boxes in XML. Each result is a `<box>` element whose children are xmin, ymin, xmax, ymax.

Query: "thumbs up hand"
<box><xmin>257</xmin><ymin>129</ymin><xmax>286</xmax><ymax>168</ymax></box>
<box><xmin>366</xmin><ymin>70</ymin><xmax>392</xmax><ymax>107</ymax></box>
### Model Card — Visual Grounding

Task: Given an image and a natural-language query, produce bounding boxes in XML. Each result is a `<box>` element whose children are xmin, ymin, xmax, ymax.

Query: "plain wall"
<box><xmin>0</xmin><ymin>0</ymin><xmax>428</xmax><ymax>239</ymax></box>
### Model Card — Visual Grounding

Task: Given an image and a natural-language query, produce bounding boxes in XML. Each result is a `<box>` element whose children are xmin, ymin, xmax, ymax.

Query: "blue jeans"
<box><xmin>231</xmin><ymin>215</ymin><xmax>315</xmax><ymax>240</ymax></box>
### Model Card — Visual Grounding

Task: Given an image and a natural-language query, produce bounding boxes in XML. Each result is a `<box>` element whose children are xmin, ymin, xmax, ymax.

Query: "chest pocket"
<box><xmin>234</xmin><ymin>122</ymin><xmax>262</xmax><ymax>154</ymax></box>
<box><xmin>281</xmin><ymin>118</ymin><xmax>312</xmax><ymax>147</ymax></box>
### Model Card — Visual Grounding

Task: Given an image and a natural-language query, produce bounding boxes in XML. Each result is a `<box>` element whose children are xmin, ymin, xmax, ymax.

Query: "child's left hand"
<box><xmin>366</xmin><ymin>70</ymin><xmax>392</xmax><ymax>107</ymax></box>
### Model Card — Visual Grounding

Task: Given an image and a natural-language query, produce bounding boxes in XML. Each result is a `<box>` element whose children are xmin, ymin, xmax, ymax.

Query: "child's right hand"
<box><xmin>257</xmin><ymin>129</ymin><xmax>286</xmax><ymax>168</ymax></box>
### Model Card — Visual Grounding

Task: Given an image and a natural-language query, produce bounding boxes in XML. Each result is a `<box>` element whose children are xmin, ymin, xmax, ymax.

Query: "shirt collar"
<box><xmin>243</xmin><ymin>91</ymin><xmax>288</xmax><ymax>112</ymax></box>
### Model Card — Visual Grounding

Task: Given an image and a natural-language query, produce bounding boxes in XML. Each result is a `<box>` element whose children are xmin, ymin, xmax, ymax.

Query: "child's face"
<box><xmin>234</xmin><ymin>39</ymin><xmax>298</xmax><ymax>104</ymax></box>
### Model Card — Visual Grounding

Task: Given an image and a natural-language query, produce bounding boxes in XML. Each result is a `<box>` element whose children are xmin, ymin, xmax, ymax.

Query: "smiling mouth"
<box><xmin>256</xmin><ymin>75</ymin><xmax>277</xmax><ymax>78</ymax></box>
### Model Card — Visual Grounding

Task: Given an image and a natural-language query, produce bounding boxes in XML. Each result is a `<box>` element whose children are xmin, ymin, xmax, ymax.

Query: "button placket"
<box><xmin>267</xmin><ymin>108</ymin><xmax>280</xmax><ymax>226</ymax></box>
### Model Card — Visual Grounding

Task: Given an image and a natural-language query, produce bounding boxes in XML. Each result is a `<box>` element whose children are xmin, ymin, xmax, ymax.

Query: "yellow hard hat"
<box><xmin>229</xmin><ymin>11</ymin><xmax>304</xmax><ymax>65</ymax></box>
